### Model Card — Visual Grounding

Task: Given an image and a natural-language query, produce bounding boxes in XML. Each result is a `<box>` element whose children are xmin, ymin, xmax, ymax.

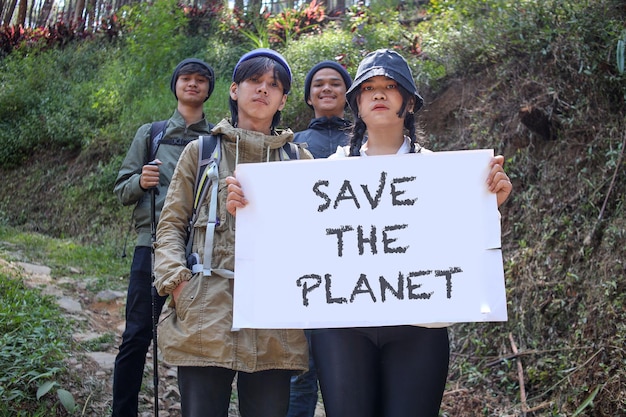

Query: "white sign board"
<box><xmin>233</xmin><ymin>149</ymin><xmax>507</xmax><ymax>329</ymax></box>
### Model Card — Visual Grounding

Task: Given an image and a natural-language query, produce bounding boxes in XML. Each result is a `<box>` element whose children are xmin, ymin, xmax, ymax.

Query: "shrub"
<box><xmin>267</xmin><ymin>0</ymin><xmax>326</xmax><ymax>46</ymax></box>
<box><xmin>0</xmin><ymin>272</ymin><xmax>73</xmax><ymax>414</ymax></box>
<box><xmin>0</xmin><ymin>41</ymin><xmax>115</xmax><ymax>167</ymax></box>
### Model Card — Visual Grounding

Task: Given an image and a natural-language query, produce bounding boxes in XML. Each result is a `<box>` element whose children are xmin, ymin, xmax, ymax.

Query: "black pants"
<box><xmin>178</xmin><ymin>366</ymin><xmax>293</xmax><ymax>417</ymax></box>
<box><xmin>311</xmin><ymin>326</ymin><xmax>449</xmax><ymax>417</ymax></box>
<box><xmin>112</xmin><ymin>246</ymin><xmax>167</xmax><ymax>417</ymax></box>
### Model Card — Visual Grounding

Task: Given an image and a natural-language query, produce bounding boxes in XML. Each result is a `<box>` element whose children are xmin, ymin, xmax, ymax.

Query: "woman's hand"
<box><xmin>226</xmin><ymin>175</ymin><xmax>248</xmax><ymax>217</ymax></box>
<box><xmin>487</xmin><ymin>155</ymin><xmax>512</xmax><ymax>207</ymax></box>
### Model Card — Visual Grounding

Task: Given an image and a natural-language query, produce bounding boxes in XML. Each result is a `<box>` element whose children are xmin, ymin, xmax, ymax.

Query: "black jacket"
<box><xmin>294</xmin><ymin>116</ymin><xmax>351</xmax><ymax>159</ymax></box>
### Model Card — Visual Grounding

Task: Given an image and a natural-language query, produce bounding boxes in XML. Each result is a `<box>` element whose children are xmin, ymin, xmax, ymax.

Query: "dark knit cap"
<box><xmin>346</xmin><ymin>49</ymin><xmax>423</xmax><ymax>112</ymax></box>
<box><xmin>233</xmin><ymin>48</ymin><xmax>292</xmax><ymax>94</ymax></box>
<box><xmin>170</xmin><ymin>58</ymin><xmax>215</xmax><ymax>102</ymax></box>
<box><xmin>304</xmin><ymin>61</ymin><xmax>353</xmax><ymax>109</ymax></box>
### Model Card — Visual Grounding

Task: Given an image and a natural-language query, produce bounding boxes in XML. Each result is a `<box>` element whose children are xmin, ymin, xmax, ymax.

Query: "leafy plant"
<box><xmin>267</xmin><ymin>0</ymin><xmax>326</xmax><ymax>46</ymax></box>
<box><xmin>238</xmin><ymin>11</ymin><xmax>272</xmax><ymax>49</ymax></box>
<box><xmin>36</xmin><ymin>382</ymin><xmax>77</xmax><ymax>414</ymax></box>
<box><xmin>0</xmin><ymin>271</ymin><xmax>73</xmax><ymax>414</ymax></box>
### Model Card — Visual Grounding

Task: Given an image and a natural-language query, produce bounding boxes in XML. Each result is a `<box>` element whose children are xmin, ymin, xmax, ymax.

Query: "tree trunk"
<box><xmin>36</xmin><ymin>0</ymin><xmax>54</xmax><ymax>27</ymax></box>
<box><xmin>64</xmin><ymin>0</ymin><xmax>73</xmax><ymax>22</ymax></box>
<box><xmin>4</xmin><ymin>0</ymin><xmax>17</xmax><ymax>26</ymax></box>
<box><xmin>74</xmin><ymin>0</ymin><xmax>85</xmax><ymax>25</ymax></box>
<box><xmin>1</xmin><ymin>0</ymin><xmax>11</xmax><ymax>26</ymax></box>
<box><xmin>16</xmin><ymin>0</ymin><xmax>26</xmax><ymax>26</ymax></box>
<box><xmin>74</xmin><ymin>0</ymin><xmax>86</xmax><ymax>31</ymax></box>
<box><xmin>248</xmin><ymin>0</ymin><xmax>262</xmax><ymax>13</ymax></box>
<box><xmin>86</xmin><ymin>0</ymin><xmax>96</xmax><ymax>32</ymax></box>
<box><xmin>27</xmin><ymin>0</ymin><xmax>33</xmax><ymax>26</ymax></box>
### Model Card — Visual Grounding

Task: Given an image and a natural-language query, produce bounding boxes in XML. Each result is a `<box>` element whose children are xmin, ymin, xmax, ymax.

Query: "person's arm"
<box><xmin>113</xmin><ymin>123</ymin><xmax>153</xmax><ymax>206</ymax></box>
<box><xmin>154</xmin><ymin>142</ymin><xmax>198</xmax><ymax>299</ymax></box>
<box><xmin>487</xmin><ymin>155</ymin><xmax>512</xmax><ymax>207</ymax></box>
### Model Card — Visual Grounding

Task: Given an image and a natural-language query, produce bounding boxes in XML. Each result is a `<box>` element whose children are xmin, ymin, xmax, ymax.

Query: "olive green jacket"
<box><xmin>154</xmin><ymin>118</ymin><xmax>312</xmax><ymax>371</ymax></box>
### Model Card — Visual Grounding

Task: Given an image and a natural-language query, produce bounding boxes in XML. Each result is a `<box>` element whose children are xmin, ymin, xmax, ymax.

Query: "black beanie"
<box><xmin>170</xmin><ymin>58</ymin><xmax>215</xmax><ymax>102</ymax></box>
<box><xmin>304</xmin><ymin>61</ymin><xmax>353</xmax><ymax>109</ymax></box>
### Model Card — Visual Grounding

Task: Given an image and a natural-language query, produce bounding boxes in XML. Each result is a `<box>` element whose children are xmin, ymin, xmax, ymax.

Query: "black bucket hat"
<box><xmin>170</xmin><ymin>58</ymin><xmax>215</xmax><ymax>102</ymax></box>
<box><xmin>346</xmin><ymin>49</ymin><xmax>423</xmax><ymax>113</ymax></box>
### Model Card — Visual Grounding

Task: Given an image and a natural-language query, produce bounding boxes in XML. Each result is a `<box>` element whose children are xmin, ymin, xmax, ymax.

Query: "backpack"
<box><xmin>186</xmin><ymin>135</ymin><xmax>302</xmax><ymax>276</ymax></box>
<box><xmin>147</xmin><ymin>120</ymin><xmax>195</xmax><ymax>162</ymax></box>
<box><xmin>148</xmin><ymin>120</ymin><xmax>167</xmax><ymax>163</ymax></box>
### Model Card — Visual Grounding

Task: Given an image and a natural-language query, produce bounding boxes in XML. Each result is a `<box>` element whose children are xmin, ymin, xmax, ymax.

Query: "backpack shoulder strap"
<box><xmin>148</xmin><ymin>120</ymin><xmax>168</xmax><ymax>162</ymax></box>
<box><xmin>186</xmin><ymin>135</ymin><xmax>221</xmax><ymax>272</ymax></box>
<box><xmin>280</xmin><ymin>142</ymin><xmax>301</xmax><ymax>160</ymax></box>
<box><xmin>193</xmin><ymin>135</ymin><xmax>221</xmax><ymax>209</ymax></box>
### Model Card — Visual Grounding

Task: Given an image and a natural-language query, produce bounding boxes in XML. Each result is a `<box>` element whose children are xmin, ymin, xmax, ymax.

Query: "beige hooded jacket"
<box><xmin>154</xmin><ymin>118</ymin><xmax>311</xmax><ymax>372</ymax></box>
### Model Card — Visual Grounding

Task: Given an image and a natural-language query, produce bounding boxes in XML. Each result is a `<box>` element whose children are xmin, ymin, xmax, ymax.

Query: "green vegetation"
<box><xmin>0</xmin><ymin>0</ymin><xmax>624</xmax><ymax>415</ymax></box>
<box><xmin>0</xmin><ymin>267</ymin><xmax>74</xmax><ymax>414</ymax></box>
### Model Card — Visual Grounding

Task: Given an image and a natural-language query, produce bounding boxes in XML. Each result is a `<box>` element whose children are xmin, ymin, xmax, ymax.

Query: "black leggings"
<box><xmin>178</xmin><ymin>366</ymin><xmax>293</xmax><ymax>417</ymax></box>
<box><xmin>310</xmin><ymin>326</ymin><xmax>449</xmax><ymax>417</ymax></box>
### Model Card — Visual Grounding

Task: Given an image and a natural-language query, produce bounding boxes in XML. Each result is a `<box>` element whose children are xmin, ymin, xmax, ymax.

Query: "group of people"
<box><xmin>113</xmin><ymin>47</ymin><xmax>513</xmax><ymax>417</ymax></box>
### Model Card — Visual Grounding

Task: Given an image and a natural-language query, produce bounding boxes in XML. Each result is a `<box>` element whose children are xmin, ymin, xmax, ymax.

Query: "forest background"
<box><xmin>0</xmin><ymin>0</ymin><xmax>625</xmax><ymax>416</ymax></box>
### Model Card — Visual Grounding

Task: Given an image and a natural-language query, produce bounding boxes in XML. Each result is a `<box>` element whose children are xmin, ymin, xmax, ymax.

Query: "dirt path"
<box><xmin>9</xmin><ymin>259</ymin><xmax>192</xmax><ymax>416</ymax></box>
<box><xmin>11</xmin><ymin>259</ymin><xmax>324</xmax><ymax>417</ymax></box>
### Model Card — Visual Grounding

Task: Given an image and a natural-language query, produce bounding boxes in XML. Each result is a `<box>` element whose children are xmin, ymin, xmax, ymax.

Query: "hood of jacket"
<box><xmin>212</xmin><ymin>118</ymin><xmax>296</xmax><ymax>164</ymax></box>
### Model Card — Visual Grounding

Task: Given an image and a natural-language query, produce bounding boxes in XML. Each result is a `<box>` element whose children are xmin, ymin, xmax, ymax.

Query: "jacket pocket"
<box><xmin>174</xmin><ymin>273</ymin><xmax>201</xmax><ymax>322</ymax></box>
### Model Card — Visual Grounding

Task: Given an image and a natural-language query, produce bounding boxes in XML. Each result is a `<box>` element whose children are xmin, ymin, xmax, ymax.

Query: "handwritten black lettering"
<box><xmin>326</xmin><ymin>224</ymin><xmax>408</xmax><ymax>257</ymax></box>
<box><xmin>313</xmin><ymin>180</ymin><xmax>331</xmax><ymax>212</ymax></box>
<box><xmin>334</xmin><ymin>180</ymin><xmax>360</xmax><ymax>209</ymax></box>
<box><xmin>382</xmin><ymin>224</ymin><xmax>409</xmax><ymax>253</ymax></box>
<box><xmin>313</xmin><ymin>172</ymin><xmax>418</xmax><ymax>212</ymax></box>
<box><xmin>360</xmin><ymin>171</ymin><xmax>387</xmax><ymax>209</ymax></box>
<box><xmin>435</xmin><ymin>267</ymin><xmax>463</xmax><ymax>298</ymax></box>
<box><xmin>391</xmin><ymin>176</ymin><xmax>417</xmax><ymax>206</ymax></box>
<box><xmin>296</xmin><ymin>275</ymin><xmax>322</xmax><ymax>306</ymax></box>
<box><xmin>325</xmin><ymin>274</ymin><xmax>347</xmax><ymax>304</ymax></box>
<box><xmin>297</xmin><ymin>268</ymin><xmax>462</xmax><ymax>305</ymax></box>
<box><xmin>407</xmin><ymin>270</ymin><xmax>434</xmax><ymax>299</ymax></box>
<box><xmin>380</xmin><ymin>272</ymin><xmax>404</xmax><ymax>302</ymax></box>
<box><xmin>357</xmin><ymin>225</ymin><xmax>377</xmax><ymax>255</ymax></box>
<box><xmin>326</xmin><ymin>226</ymin><xmax>354</xmax><ymax>257</ymax></box>
<box><xmin>350</xmin><ymin>274</ymin><xmax>377</xmax><ymax>303</ymax></box>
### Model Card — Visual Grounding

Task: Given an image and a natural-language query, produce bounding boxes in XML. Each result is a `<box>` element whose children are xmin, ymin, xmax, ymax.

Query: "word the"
<box><xmin>326</xmin><ymin>224</ymin><xmax>409</xmax><ymax>256</ymax></box>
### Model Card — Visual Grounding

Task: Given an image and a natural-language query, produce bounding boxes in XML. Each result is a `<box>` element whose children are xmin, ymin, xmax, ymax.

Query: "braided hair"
<box><xmin>347</xmin><ymin>82</ymin><xmax>420</xmax><ymax>156</ymax></box>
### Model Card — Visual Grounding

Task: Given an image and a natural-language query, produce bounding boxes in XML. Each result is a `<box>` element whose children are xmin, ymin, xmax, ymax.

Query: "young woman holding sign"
<box><xmin>226</xmin><ymin>49</ymin><xmax>512</xmax><ymax>417</ymax></box>
<box><xmin>313</xmin><ymin>49</ymin><xmax>511</xmax><ymax>417</ymax></box>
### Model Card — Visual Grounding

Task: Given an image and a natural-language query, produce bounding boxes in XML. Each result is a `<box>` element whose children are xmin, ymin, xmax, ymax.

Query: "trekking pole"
<box><xmin>149</xmin><ymin>162</ymin><xmax>160</xmax><ymax>417</ymax></box>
